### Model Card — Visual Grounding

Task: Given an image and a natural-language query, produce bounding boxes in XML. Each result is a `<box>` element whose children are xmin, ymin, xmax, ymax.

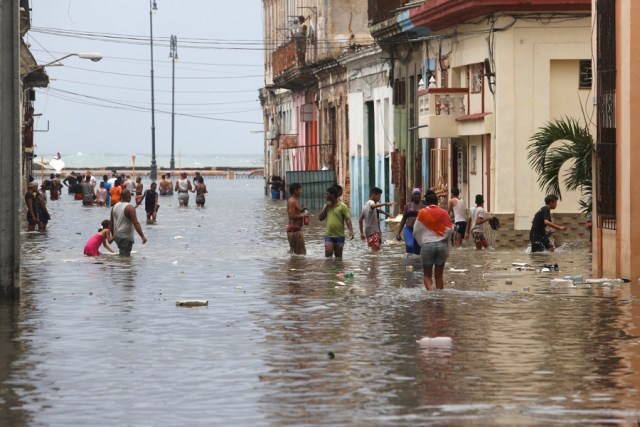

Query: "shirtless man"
<box><xmin>159</xmin><ymin>174</ymin><xmax>171</xmax><ymax>196</ymax></box>
<box><xmin>165</xmin><ymin>172</ymin><xmax>174</xmax><ymax>196</ymax></box>
<box><xmin>287</xmin><ymin>183</ymin><xmax>308</xmax><ymax>255</ymax></box>
<box><xmin>134</xmin><ymin>176</ymin><xmax>144</xmax><ymax>205</ymax></box>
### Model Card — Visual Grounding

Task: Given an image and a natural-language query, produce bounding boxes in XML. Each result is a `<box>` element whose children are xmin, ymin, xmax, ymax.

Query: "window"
<box><xmin>579</xmin><ymin>60</ymin><xmax>592</xmax><ymax>89</ymax></box>
<box><xmin>470</xmin><ymin>64</ymin><xmax>482</xmax><ymax>93</ymax></box>
<box><xmin>470</xmin><ymin>145</ymin><xmax>477</xmax><ymax>175</ymax></box>
<box><xmin>596</xmin><ymin>0</ymin><xmax>616</xmax><ymax>229</ymax></box>
<box><xmin>393</xmin><ymin>78</ymin><xmax>406</xmax><ymax>106</ymax></box>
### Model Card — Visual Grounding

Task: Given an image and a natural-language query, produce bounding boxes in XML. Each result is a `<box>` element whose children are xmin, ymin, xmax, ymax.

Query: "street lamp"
<box><xmin>149</xmin><ymin>0</ymin><xmax>158</xmax><ymax>181</ymax></box>
<box><xmin>169</xmin><ymin>35</ymin><xmax>177</xmax><ymax>170</ymax></box>
<box><xmin>30</xmin><ymin>52</ymin><xmax>103</xmax><ymax>71</ymax></box>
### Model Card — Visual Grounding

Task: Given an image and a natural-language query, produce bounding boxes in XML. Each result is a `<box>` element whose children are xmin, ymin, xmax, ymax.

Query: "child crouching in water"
<box><xmin>83</xmin><ymin>219</ymin><xmax>116</xmax><ymax>256</ymax></box>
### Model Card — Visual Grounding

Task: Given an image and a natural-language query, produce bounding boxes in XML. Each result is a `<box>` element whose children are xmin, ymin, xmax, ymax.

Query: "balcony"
<box><xmin>417</xmin><ymin>88</ymin><xmax>468</xmax><ymax>139</ymax></box>
<box><xmin>272</xmin><ymin>38</ymin><xmax>316</xmax><ymax>91</ymax></box>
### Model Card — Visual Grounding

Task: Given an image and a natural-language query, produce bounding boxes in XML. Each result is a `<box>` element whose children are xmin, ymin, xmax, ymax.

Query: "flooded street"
<box><xmin>2</xmin><ymin>179</ymin><xmax>640</xmax><ymax>426</ymax></box>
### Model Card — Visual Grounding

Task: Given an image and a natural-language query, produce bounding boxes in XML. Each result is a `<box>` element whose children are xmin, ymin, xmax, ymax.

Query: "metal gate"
<box><xmin>286</xmin><ymin>170</ymin><xmax>336</xmax><ymax>210</ymax></box>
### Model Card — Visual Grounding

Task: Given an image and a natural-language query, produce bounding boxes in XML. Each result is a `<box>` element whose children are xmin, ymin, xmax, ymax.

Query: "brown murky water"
<box><xmin>1</xmin><ymin>179</ymin><xmax>639</xmax><ymax>426</ymax></box>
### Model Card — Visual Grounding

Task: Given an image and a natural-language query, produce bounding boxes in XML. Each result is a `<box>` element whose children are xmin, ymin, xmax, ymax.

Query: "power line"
<box><xmin>43</xmin><ymin>87</ymin><xmax>263</xmax><ymax>124</ymax></box>
<box><xmin>53</xmin><ymin>78</ymin><xmax>260</xmax><ymax>94</ymax></box>
<box><xmin>54</xmin><ymin>64</ymin><xmax>263</xmax><ymax>80</ymax></box>
<box><xmin>30</xmin><ymin>48</ymin><xmax>262</xmax><ymax>67</ymax></box>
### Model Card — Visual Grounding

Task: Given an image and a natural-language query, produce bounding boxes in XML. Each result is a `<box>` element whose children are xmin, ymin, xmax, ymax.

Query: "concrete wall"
<box><xmin>0</xmin><ymin>0</ymin><xmax>21</xmax><ymax>296</ymax></box>
<box><xmin>495</xmin><ymin>19</ymin><xmax>593</xmax><ymax>229</ymax></box>
<box><xmin>347</xmin><ymin>79</ymin><xmax>394</xmax><ymax>216</ymax></box>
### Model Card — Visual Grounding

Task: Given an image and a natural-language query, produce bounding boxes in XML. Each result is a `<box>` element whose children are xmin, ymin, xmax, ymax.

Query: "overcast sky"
<box><xmin>29</xmin><ymin>0</ymin><xmax>264</xmax><ymax>158</ymax></box>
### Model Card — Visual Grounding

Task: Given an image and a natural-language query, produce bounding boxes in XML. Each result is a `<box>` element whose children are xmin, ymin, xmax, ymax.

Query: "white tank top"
<box><xmin>177</xmin><ymin>179</ymin><xmax>189</xmax><ymax>192</ymax></box>
<box><xmin>452</xmin><ymin>198</ymin><xmax>467</xmax><ymax>223</ymax></box>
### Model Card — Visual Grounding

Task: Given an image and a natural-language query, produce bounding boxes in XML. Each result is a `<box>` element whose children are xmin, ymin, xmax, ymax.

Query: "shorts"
<box><xmin>146</xmin><ymin>205</ymin><xmax>159</xmax><ymax>215</ymax></box>
<box><xmin>115</xmin><ymin>236</ymin><xmax>134</xmax><ymax>256</ymax></box>
<box><xmin>530</xmin><ymin>232</ymin><xmax>552</xmax><ymax>252</ymax></box>
<box><xmin>455</xmin><ymin>221</ymin><xmax>467</xmax><ymax>237</ymax></box>
<box><xmin>287</xmin><ymin>229</ymin><xmax>306</xmax><ymax>255</ymax></box>
<box><xmin>366</xmin><ymin>232</ymin><xmax>381</xmax><ymax>250</ymax></box>
<box><xmin>472</xmin><ymin>231</ymin><xmax>486</xmax><ymax>244</ymax></box>
<box><xmin>178</xmin><ymin>192</ymin><xmax>189</xmax><ymax>204</ymax></box>
<box><xmin>324</xmin><ymin>235</ymin><xmax>346</xmax><ymax>247</ymax></box>
<box><xmin>196</xmin><ymin>195</ymin><xmax>205</xmax><ymax>205</ymax></box>
<box><xmin>420</xmin><ymin>240</ymin><xmax>449</xmax><ymax>268</ymax></box>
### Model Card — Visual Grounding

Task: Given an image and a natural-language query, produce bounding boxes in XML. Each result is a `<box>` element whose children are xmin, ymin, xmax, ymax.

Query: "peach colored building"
<box><xmin>592</xmin><ymin>0</ymin><xmax>640</xmax><ymax>281</ymax></box>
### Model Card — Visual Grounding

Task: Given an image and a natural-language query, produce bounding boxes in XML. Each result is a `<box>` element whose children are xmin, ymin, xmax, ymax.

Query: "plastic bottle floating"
<box><xmin>416</xmin><ymin>336</ymin><xmax>453</xmax><ymax>348</ymax></box>
<box><xmin>336</xmin><ymin>272</ymin><xmax>354</xmax><ymax>279</ymax></box>
<box><xmin>542</xmin><ymin>263</ymin><xmax>560</xmax><ymax>271</ymax></box>
<box><xmin>549</xmin><ymin>278</ymin><xmax>575</xmax><ymax>288</ymax></box>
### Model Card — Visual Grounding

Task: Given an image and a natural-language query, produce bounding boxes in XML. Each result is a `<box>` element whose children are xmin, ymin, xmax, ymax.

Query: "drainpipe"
<box><xmin>0</xmin><ymin>0</ymin><xmax>21</xmax><ymax>298</ymax></box>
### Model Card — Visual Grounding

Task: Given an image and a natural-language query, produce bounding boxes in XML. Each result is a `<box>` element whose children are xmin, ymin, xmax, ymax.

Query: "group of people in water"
<box><xmin>24</xmin><ymin>170</ymin><xmax>209</xmax><ymax>257</ymax></box>
<box><xmin>286</xmin><ymin>182</ymin><xmax>567</xmax><ymax>291</ymax></box>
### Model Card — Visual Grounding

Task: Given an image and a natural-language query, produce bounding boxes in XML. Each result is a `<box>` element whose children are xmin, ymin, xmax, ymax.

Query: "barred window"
<box><xmin>596</xmin><ymin>0</ymin><xmax>616</xmax><ymax>229</ymax></box>
<box><xmin>579</xmin><ymin>60</ymin><xmax>592</xmax><ymax>89</ymax></box>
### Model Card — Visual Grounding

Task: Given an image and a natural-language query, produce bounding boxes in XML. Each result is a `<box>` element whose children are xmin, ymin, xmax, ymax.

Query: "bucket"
<box><xmin>271</xmin><ymin>190</ymin><xmax>280</xmax><ymax>200</ymax></box>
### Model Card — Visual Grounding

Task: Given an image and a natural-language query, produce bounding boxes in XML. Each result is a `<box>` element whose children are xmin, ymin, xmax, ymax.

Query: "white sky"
<box><xmin>29</xmin><ymin>0</ymin><xmax>264</xmax><ymax>157</ymax></box>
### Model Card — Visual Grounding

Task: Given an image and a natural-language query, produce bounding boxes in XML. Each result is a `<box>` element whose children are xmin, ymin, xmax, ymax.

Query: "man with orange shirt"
<box><xmin>413</xmin><ymin>190</ymin><xmax>453</xmax><ymax>291</ymax></box>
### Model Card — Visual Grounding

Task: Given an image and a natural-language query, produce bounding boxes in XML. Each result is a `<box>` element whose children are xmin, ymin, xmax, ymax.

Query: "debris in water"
<box><xmin>549</xmin><ymin>278</ymin><xmax>575</xmax><ymax>288</ymax></box>
<box><xmin>327</xmin><ymin>351</ymin><xmax>335</xmax><ymax>359</ymax></box>
<box><xmin>176</xmin><ymin>300</ymin><xmax>208</xmax><ymax>307</ymax></box>
<box><xmin>174</xmin><ymin>236</ymin><xmax>184</xmax><ymax>239</ymax></box>
<box><xmin>512</xmin><ymin>262</ymin><xmax>531</xmax><ymax>267</ymax></box>
<box><xmin>416</xmin><ymin>337</ymin><xmax>453</xmax><ymax>348</ymax></box>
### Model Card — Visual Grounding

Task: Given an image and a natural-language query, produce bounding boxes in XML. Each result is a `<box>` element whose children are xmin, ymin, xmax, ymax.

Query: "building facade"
<box><xmin>369</xmin><ymin>0</ymin><xmax>593</xmax><ymax>245</ymax></box>
<box><xmin>592</xmin><ymin>0</ymin><xmax>640</xmax><ymax>281</ymax></box>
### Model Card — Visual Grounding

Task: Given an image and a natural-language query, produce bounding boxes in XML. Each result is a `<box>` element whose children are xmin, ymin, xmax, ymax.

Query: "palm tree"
<box><xmin>527</xmin><ymin>116</ymin><xmax>594</xmax><ymax>213</ymax></box>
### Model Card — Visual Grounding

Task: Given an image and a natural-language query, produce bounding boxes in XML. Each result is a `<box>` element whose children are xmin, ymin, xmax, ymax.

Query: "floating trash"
<box><xmin>173</xmin><ymin>236</ymin><xmax>184</xmax><ymax>240</ymax></box>
<box><xmin>483</xmin><ymin>272</ymin><xmax>522</xmax><ymax>279</ymax></box>
<box><xmin>585</xmin><ymin>278</ymin><xmax>625</xmax><ymax>285</ymax></box>
<box><xmin>176</xmin><ymin>300</ymin><xmax>208</xmax><ymax>307</ymax></box>
<box><xmin>450</xmin><ymin>268</ymin><xmax>468</xmax><ymax>273</ymax></box>
<box><xmin>416</xmin><ymin>337</ymin><xmax>453</xmax><ymax>348</ymax></box>
<box><xmin>549</xmin><ymin>278</ymin><xmax>575</xmax><ymax>288</ymax></box>
<box><xmin>512</xmin><ymin>266</ymin><xmax>535</xmax><ymax>271</ymax></box>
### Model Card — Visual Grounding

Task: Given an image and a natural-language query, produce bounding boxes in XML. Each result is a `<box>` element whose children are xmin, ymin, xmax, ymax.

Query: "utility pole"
<box><xmin>0</xmin><ymin>0</ymin><xmax>21</xmax><ymax>298</ymax></box>
<box><xmin>169</xmin><ymin>35</ymin><xmax>177</xmax><ymax>171</ymax></box>
<box><xmin>149</xmin><ymin>0</ymin><xmax>158</xmax><ymax>181</ymax></box>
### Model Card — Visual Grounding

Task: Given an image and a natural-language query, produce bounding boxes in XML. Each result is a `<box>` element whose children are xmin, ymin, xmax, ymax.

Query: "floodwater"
<box><xmin>2</xmin><ymin>179</ymin><xmax>640</xmax><ymax>426</ymax></box>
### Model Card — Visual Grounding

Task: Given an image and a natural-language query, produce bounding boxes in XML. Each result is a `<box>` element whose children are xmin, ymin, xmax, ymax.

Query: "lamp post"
<box><xmin>169</xmin><ymin>35</ymin><xmax>177</xmax><ymax>170</ymax></box>
<box><xmin>149</xmin><ymin>0</ymin><xmax>158</xmax><ymax>181</ymax></box>
<box><xmin>38</xmin><ymin>52</ymin><xmax>103</xmax><ymax>68</ymax></box>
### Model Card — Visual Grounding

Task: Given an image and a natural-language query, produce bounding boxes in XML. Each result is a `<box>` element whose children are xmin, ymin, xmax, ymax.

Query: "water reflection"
<box><xmin>2</xmin><ymin>179</ymin><xmax>639</xmax><ymax>425</ymax></box>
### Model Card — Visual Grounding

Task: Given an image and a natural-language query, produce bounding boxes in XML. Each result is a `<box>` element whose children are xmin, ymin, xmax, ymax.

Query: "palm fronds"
<box><xmin>527</xmin><ymin>116</ymin><xmax>594</xmax><ymax>213</ymax></box>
